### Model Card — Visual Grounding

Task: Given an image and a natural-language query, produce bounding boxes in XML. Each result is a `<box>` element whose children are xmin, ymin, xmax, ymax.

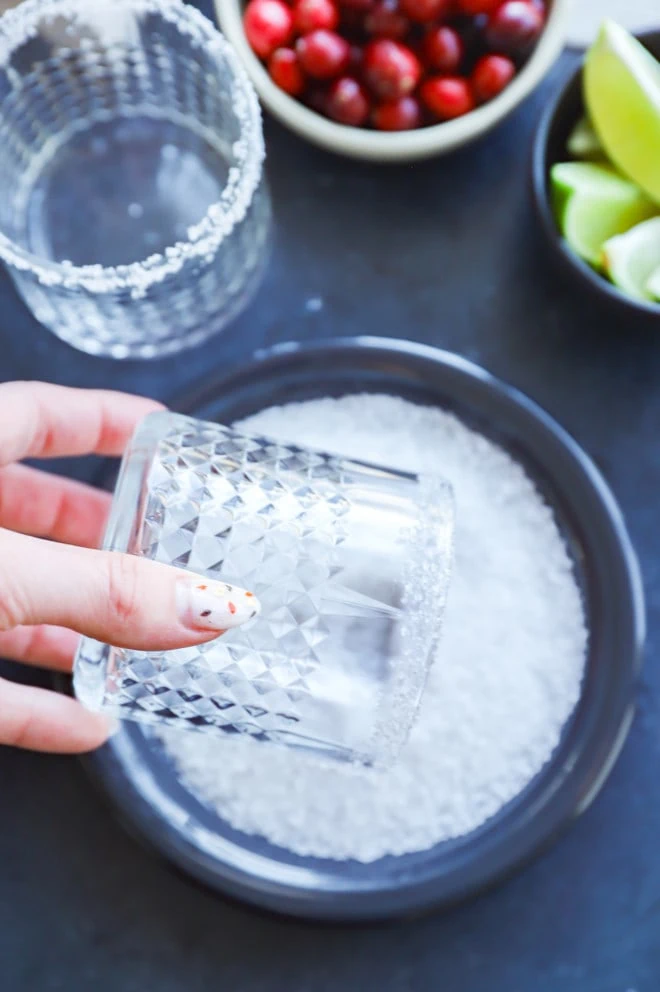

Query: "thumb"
<box><xmin>0</xmin><ymin>528</ymin><xmax>260</xmax><ymax>649</ymax></box>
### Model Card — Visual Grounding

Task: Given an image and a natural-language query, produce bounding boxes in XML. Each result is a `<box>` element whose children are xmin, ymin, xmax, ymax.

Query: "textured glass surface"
<box><xmin>0</xmin><ymin>0</ymin><xmax>269</xmax><ymax>358</ymax></box>
<box><xmin>74</xmin><ymin>412</ymin><xmax>454</xmax><ymax>763</ymax></box>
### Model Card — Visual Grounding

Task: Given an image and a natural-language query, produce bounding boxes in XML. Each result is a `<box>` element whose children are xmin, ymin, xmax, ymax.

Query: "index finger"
<box><xmin>0</xmin><ymin>381</ymin><xmax>163</xmax><ymax>465</ymax></box>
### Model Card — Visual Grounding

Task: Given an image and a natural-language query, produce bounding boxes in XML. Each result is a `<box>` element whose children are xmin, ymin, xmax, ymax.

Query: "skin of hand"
<box><xmin>0</xmin><ymin>381</ymin><xmax>258</xmax><ymax>754</ymax></box>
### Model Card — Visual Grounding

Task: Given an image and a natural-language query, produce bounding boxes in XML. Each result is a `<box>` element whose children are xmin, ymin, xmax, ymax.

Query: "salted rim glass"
<box><xmin>0</xmin><ymin>0</ymin><xmax>264</xmax><ymax>297</ymax></box>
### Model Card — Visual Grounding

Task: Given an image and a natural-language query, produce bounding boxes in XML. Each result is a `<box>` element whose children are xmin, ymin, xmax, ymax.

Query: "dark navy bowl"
<box><xmin>531</xmin><ymin>31</ymin><xmax>660</xmax><ymax>323</ymax></box>
<box><xmin>62</xmin><ymin>337</ymin><xmax>644</xmax><ymax>922</ymax></box>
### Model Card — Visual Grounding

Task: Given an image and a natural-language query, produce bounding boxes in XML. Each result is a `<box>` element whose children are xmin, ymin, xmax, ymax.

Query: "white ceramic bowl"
<box><xmin>214</xmin><ymin>0</ymin><xmax>571</xmax><ymax>162</ymax></box>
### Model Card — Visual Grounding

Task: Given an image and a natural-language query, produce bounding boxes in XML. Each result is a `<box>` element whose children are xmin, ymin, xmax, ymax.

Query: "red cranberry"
<box><xmin>363</xmin><ymin>39</ymin><xmax>421</xmax><ymax>99</ymax></box>
<box><xmin>471</xmin><ymin>53</ymin><xmax>515</xmax><ymax>101</ymax></box>
<box><xmin>339</xmin><ymin>0</ymin><xmax>375</xmax><ymax>9</ymax></box>
<box><xmin>421</xmin><ymin>76</ymin><xmax>475</xmax><ymax>118</ymax></box>
<box><xmin>297</xmin><ymin>29</ymin><xmax>351</xmax><ymax>78</ymax></box>
<box><xmin>293</xmin><ymin>0</ymin><xmax>339</xmax><ymax>34</ymax></box>
<box><xmin>365</xmin><ymin>0</ymin><xmax>410</xmax><ymax>40</ymax></box>
<box><xmin>244</xmin><ymin>0</ymin><xmax>294</xmax><ymax>59</ymax></box>
<box><xmin>399</xmin><ymin>0</ymin><xmax>451</xmax><ymax>22</ymax></box>
<box><xmin>485</xmin><ymin>1</ymin><xmax>544</xmax><ymax>55</ymax></box>
<box><xmin>423</xmin><ymin>26</ymin><xmax>463</xmax><ymax>73</ymax></box>
<box><xmin>268</xmin><ymin>47</ymin><xmax>306</xmax><ymax>96</ymax></box>
<box><xmin>372</xmin><ymin>95</ymin><xmax>421</xmax><ymax>129</ymax></box>
<box><xmin>455</xmin><ymin>0</ymin><xmax>500</xmax><ymax>12</ymax></box>
<box><xmin>327</xmin><ymin>76</ymin><xmax>371</xmax><ymax>124</ymax></box>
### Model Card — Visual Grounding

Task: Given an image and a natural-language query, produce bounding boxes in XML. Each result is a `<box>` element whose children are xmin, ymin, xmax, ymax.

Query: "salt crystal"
<box><xmin>160</xmin><ymin>394</ymin><xmax>587</xmax><ymax>863</ymax></box>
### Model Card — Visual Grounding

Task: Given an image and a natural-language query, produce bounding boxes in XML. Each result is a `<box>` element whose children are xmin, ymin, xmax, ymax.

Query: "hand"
<box><xmin>0</xmin><ymin>382</ymin><xmax>257</xmax><ymax>754</ymax></box>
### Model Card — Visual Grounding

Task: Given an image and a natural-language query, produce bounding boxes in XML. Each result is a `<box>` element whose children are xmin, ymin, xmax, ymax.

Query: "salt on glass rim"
<box><xmin>0</xmin><ymin>0</ymin><xmax>265</xmax><ymax>294</ymax></box>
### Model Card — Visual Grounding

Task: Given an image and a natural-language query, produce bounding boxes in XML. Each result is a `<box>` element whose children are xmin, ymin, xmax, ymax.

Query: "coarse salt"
<box><xmin>159</xmin><ymin>394</ymin><xmax>588</xmax><ymax>863</ymax></box>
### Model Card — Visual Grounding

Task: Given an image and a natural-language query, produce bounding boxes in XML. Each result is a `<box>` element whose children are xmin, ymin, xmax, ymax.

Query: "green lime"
<box><xmin>645</xmin><ymin>264</ymin><xmax>660</xmax><ymax>301</ymax></box>
<box><xmin>551</xmin><ymin>162</ymin><xmax>657</xmax><ymax>267</ymax></box>
<box><xmin>603</xmin><ymin>217</ymin><xmax>660</xmax><ymax>300</ymax></box>
<box><xmin>584</xmin><ymin>20</ymin><xmax>660</xmax><ymax>204</ymax></box>
<box><xmin>566</xmin><ymin>117</ymin><xmax>604</xmax><ymax>160</ymax></box>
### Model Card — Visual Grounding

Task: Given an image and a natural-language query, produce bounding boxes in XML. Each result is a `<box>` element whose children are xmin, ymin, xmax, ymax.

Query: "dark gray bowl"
<box><xmin>531</xmin><ymin>31</ymin><xmax>660</xmax><ymax>322</ymax></box>
<box><xmin>56</xmin><ymin>337</ymin><xmax>645</xmax><ymax>922</ymax></box>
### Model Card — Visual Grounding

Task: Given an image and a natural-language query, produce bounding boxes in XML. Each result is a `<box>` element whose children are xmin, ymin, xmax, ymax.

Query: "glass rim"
<box><xmin>0</xmin><ymin>0</ymin><xmax>265</xmax><ymax>294</ymax></box>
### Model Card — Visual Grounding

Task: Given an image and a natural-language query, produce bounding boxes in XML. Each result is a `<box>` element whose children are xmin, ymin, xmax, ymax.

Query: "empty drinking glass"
<box><xmin>0</xmin><ymin>0</ymin><xmax>270</xmax><ymax>358</ymax></box>
<box><xmin>74</xmin><ymin>411</ymin><xmax>455</xmax><ymax>764</ymax></box>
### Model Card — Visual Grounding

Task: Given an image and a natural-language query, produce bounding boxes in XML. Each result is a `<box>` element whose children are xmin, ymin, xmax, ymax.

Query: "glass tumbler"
<box><xmin>74</xmin><ymin>412</ymin><xmax>454</xmax><ymax>764</ymax></box>
<box><xmin>0</xmin><ymin>0</ymin><xmax>270</xmax><ymax>358</ymax></box>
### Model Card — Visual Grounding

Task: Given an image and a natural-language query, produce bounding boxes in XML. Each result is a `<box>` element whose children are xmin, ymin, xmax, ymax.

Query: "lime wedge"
<box><xmin>646</xmin><ymin>264</ymin><xmax>660</xmax><ymax>301</ymax></box>
<box><xmin>551</xmin><ymin>162</ymin><xmax>657</xmax><ymax>267</ymax></box>
<box><xmin>603</xmin><ymin>217</ymin><xmax>660</xmax><ymax>300</ymax></box>
<box><xmin>584</xmin><ymin>20</ymin><xmax>660</xmax><ymax>204</ymax></box>
<box><xmin>567</xmin><ymin>117</ymin><xmax>604</xmax><ymax>160</ymax></box>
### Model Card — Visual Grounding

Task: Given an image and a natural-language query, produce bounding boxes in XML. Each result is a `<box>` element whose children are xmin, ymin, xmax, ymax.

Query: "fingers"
<box><xmin>0</xmin><ymin>464</ymin><xmax>111</xmax><ymax>548</ymax></box>
<box><xmin>0</xmin><ymin>625</ymin><xmax>78</xmax><ymax>671</ymax></box>
<box><xmin>0</xmin><ymin>381</ymin><xmax>162</xmax><ymax>466</ymax></box>
<box><xmin>0</xmin><ymin>677</ymin><xmax>114</xmax><ymax>752</ymax></box>
<box><xmin>0</xmin><ymin>528</ymin><xmax>260</xmax><ymax>651</ymax></box>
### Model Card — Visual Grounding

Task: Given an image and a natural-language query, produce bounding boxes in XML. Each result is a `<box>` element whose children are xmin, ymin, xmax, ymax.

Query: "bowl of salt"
<box><xmin>65</xmin><ymin>337</ymin><xmax>644</xmax><ymax>921</ymax></box>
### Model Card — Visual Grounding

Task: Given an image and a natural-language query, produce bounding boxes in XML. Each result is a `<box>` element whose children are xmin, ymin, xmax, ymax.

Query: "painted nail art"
<box><xmin>177</xmin><ymin>578</ymin><xmax>261</xmax><ymax>632</ymax></box>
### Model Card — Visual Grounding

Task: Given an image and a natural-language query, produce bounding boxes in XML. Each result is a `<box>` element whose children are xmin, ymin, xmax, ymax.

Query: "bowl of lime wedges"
<box><xmin>532</xmin><ymin>22</ymin><xmax>660</xmax><ymax>317</ymax></box>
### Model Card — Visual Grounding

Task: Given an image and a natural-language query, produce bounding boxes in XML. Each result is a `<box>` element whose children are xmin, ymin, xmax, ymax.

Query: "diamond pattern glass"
<box><xmin>74</xmin><ymin>412</ymin><xmax>454</xmax><ymax>763</ymax></box>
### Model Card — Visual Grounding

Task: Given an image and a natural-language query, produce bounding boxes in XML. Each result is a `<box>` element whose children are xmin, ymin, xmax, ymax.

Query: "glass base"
<box><xmin>8</xmin><ymin>110</ymin><xmax>271</xmax><ymax>359</ymax></box>
<box><xmin>22</xmin><ymin>115</ymin><xmax>231</xmax><ymax>268</ymax></box>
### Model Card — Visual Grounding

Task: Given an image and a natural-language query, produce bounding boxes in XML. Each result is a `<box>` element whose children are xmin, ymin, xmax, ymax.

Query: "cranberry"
<box><xmin>471</xmin><ymin>53</ymin><xmax>515</xmax><ymax>101</ymax></box>
<box><xmin>363</xmin><ymin>39</ymin><xmax>421</xmax><ymax>99</ymax></box>
<box><xmin>293</xmin><ymin>0</ymin><xmax>339</xmax><ymax>34</ymax></box>
<box><xmin>297</xmin><ymin>29</ymin><xmax>351</xmax><ymax>78</ymax></box>
<box><xmin>372</xmin><ymin>95</ymin><xmax>421</xmax><ymax>129</ymax></box>
<box><xmin>423</xmin><ymin>26</ymin><xmax>463</xmax><ymax>73</ymax></box>
<box><xmin>244</xmin><ymin>0</ymin><xmax>294</xmax><ymax>59</ymax></box>
<box><xmin>327</xmin><ymin>76</ymin><xmax>371</xmax><ymax>124</ymax></box>
<box><xmin>268</xmin><ymin>47</ymin><xmax>306</xmax><ymax>96</ymax></box>
<box><xmin>399</xmin><ymin>0</ymin><xmax>451</xmax><ymax>22</ymax></box>
<box><xmin>485</xmin><ymin>1</ymin><xmax>544</xmax><ymax>55</ymax></box>
<box><xmin>455</xmin><ymin>0</ymin><xmax>500</xmax><ymax>13</ymax></box>
<box><xmin>365</xmin><ymin>0</ymin><xmax>410</xmax><ymax>40</ymax></box>
<box><xmin>421</xmin><ymin>76</ymin><xmax>475</xmax><ymax>118</ymax></box>
<box><xmin>339</xmin><ymin>0</ymin><xmax>375</xmax><ymax>9</ymax></box>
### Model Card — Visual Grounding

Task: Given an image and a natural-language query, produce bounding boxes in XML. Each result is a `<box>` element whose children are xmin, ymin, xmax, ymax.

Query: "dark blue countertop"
<box><xmin>2</xmin><ymin>5</ymin><xmax>660</xmax><ymax>988</ymax></box>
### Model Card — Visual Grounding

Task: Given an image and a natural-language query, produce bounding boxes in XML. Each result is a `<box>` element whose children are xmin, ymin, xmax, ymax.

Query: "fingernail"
<box><xmin>176</xmin><ymin>577</ymin><xmax>261</xmax><ymax>632</ymax></box>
